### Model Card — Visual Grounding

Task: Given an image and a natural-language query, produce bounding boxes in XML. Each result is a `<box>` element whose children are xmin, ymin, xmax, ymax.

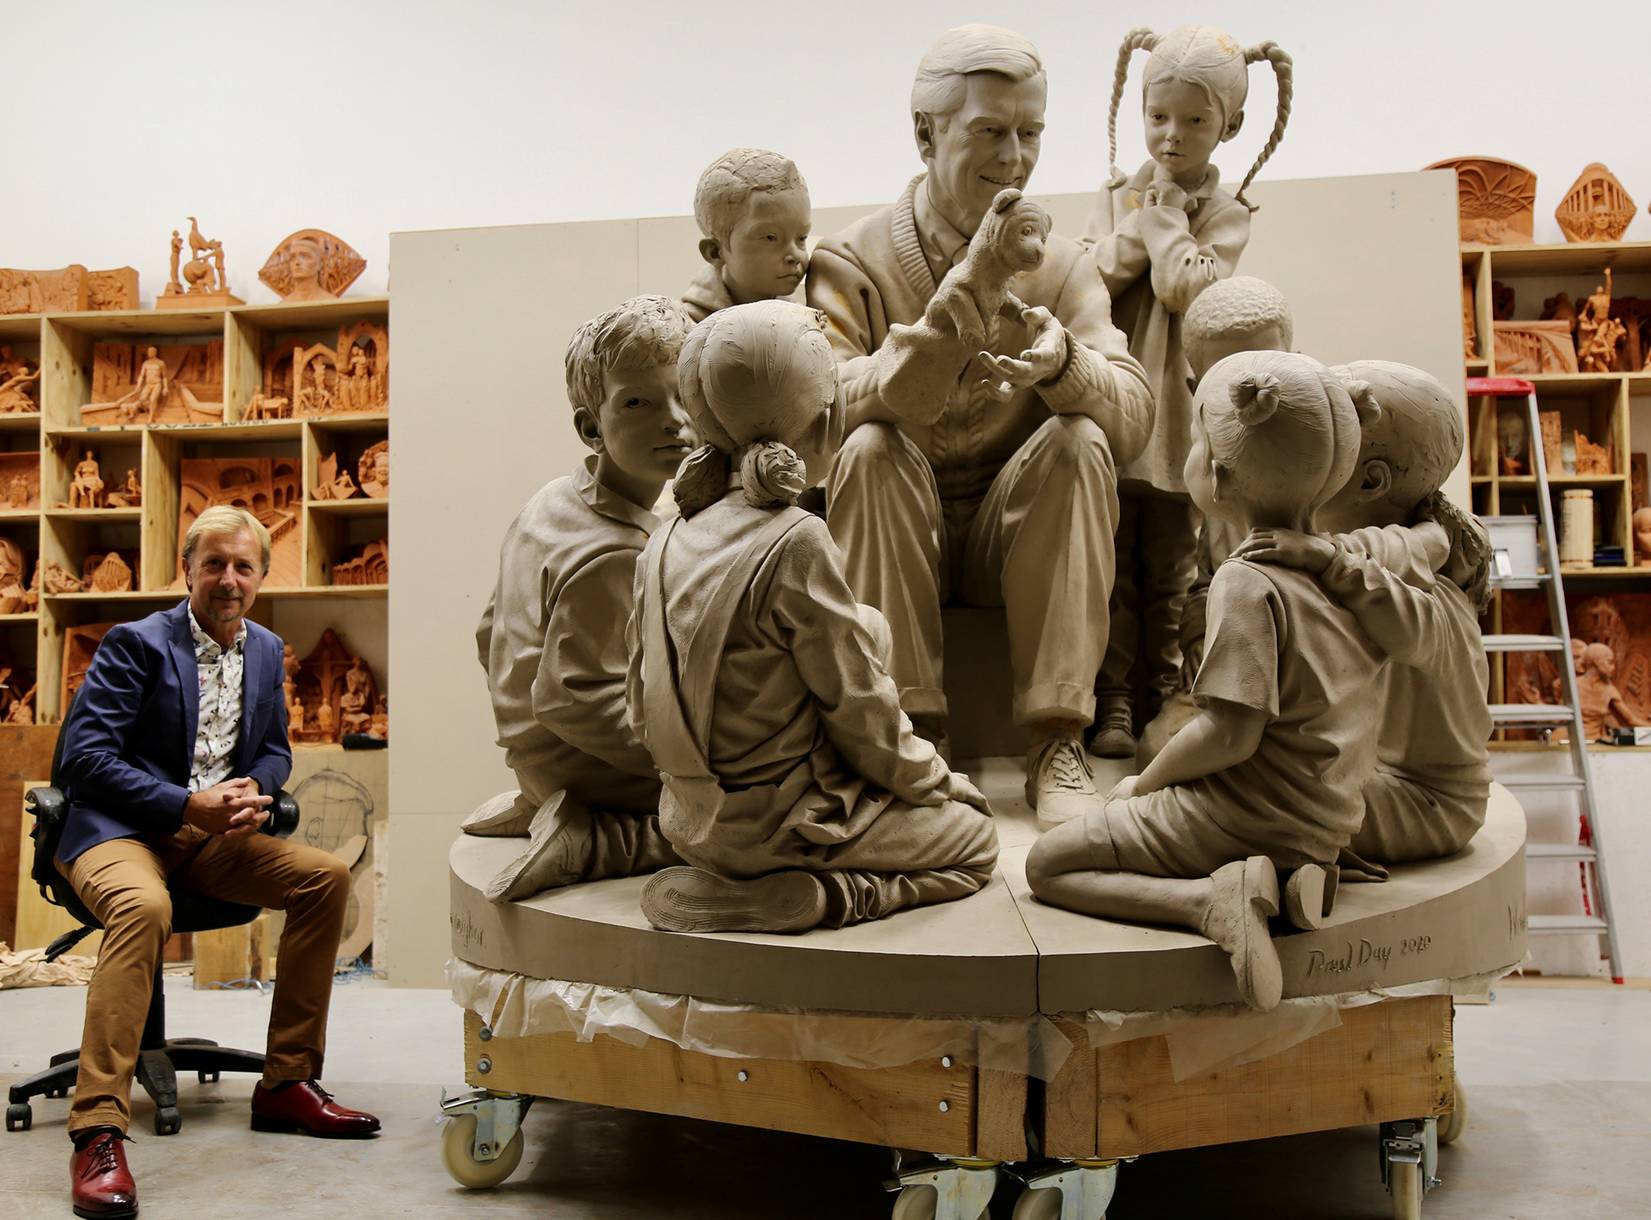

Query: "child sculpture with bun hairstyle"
<box><xmin>1085</xmin><ymin>25</ymin><xmax>1293</xmax><ymax>761</ymax></box>
<box><xmin>628</xmin><ymin>299</ymin><xmax>999</xmax><ymax>936</ymax></box>
<box><xmin>1028</xmin><ymin>351</ymin><xmax>1387</xmax><ymax>1013</ymax></box>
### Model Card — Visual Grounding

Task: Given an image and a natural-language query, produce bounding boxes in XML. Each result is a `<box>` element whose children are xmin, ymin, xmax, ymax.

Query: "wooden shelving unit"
<box><xmin>0</xmin><ymin>296</ymin><xmax>390</xmax><ymax>723</ymax></box>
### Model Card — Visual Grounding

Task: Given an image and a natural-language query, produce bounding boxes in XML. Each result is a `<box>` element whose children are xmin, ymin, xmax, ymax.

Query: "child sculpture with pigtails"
<box><xmin>1086</xmin><ymin>25</ymin><xmax>1294</xmax><ymax>761</ymax></box>
<box><xmin>627</xmin><ymin>300</ymin><xmax>1000</xmax><ymax>936</ymax></box>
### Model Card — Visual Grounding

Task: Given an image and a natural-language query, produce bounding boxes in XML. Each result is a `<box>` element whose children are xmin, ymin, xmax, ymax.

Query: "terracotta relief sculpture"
<box><xmin>357</xmin><ymin>440</ymin><xmax>388</xmax><ymax>498</ymax></box>
<box><xmin>311</xmin><ymin>452</ymin><xmax>360</xmax><ymax>500</ymax></box>
<box><xmin>1576</xmin><ymin>271</ymin><xmax>1627</xmax><ymax>373</ymax></box>
<box><xmin>0</xmin><ymin>265</ymin><xmax>137</xmax><ymax>314</ymax></box>
<box><xmin>0</xmin><ymin>454</ymin><xmax>40</xmax><ymax>509</ymax></box>
<box><xmin>287</xmin><ymin>628</ymin><xmax>380</xmax><ymax>744</ymax></box>
<box><xmin>1424</xmin><ymin>157</ymin><xmax>1537</xmax><ymax>245</ymax></box>
<box><xmin>174</xmin><ymin>458</ymin><xmax>302</xmax><ymax>587</ymax></box>
<box><xmin>1576</xmin><ymin>643</ymin><xmax>1647</xmax><ymax>740</ymax></box>
<box><xmin>1027</xmin><ymin>351</ymin><xmax>1384</xmax><ymax>1012</ymax></box>
<box><xmin>243</xmin><ymin>391</ymin><xmax>290</xmax><ymax>421</ymax></box>
<box><xmin>1086</xmin><ymin>22</ymin><xmax>1293</xmax><ymax>760</ymax></box>
<box><xmin>0</xmin><ymin>537</ymin><xmax>35</xmax><ymax>613</ymax></box>
<box><xmin>258</xmin><ymin>229</ymin><xmax>367</xmax><ymax>303</ymax></box>
<box><xmin>62</xmin><ymin>622</ymin><xmax>114</xmax><ymax>711</ymax></box>
<box><xmin>1492</xmin><ymin>320</ymin><xmax>1578</xmax><ymax>375</ymax></box>
<box><xmin>5</xmin><ymin>682</ymin><xmax>37</xmax><ymax>724</ymax></box>
<box><xmin>106</xmin><ymin>469</ymin><xmax>142</xmax><ymax>508</ymax></box>
<box><xmin>1461</xmin><ymin>275</ymin><xmax>1477</xmax><ymax>360</ymax></box>
<box><xmin>41</xmin><ymin>560</ymin><xmax>87</xmax><ymax>594</ymax></box>
<box><xmin>0</xmin><ymin>346</ymin><xmax>40</xmax><ymax>414</ymax></box>
<box><xmin>1540</xmin><ymin>410</ymin><xmax>1563</xmax><ymax>475</ymax></box>
<box><xmin>1496</xmin><ymin>407</ymin><xmax>1529</xmax><ymax>476</ymax></box>
<box><xmin>683</xmin><ymin>150</ymin><xmax>811</xmax><ymax>323</ymax></box>
<box><xmin>83</xmin><ymin>340</ymin><xmax>226</xmax><ymax>425</ymax></box>
<box><xmin>330</xmin><ymin>539</ymin><xmax>387</xmax><ymax>586</ymax></box>
<box><xmin>1555</xmin><ymin>164</ymin><xmax>1636</xmax><ymax>243</ymax></box>
<box><xmin>1574</xmin><ymin>431</ymin><xmax>1612</xmax><ymax>476</ymax></box>
<box><xmin>69</xmin><ymin>451</ymin><xmax>105</xmax><ymax>509</ymax></box>
<box><xmin>631</xmin><ymin>300</ymin><xmax>998</xmax><ymax>934</ymax></box>
<box><xmin>263</xmin><ymin>322</ymin><xmax>388</xmax><ymax>418</ymax></box>
<box><xmin>83</xmin><ymin>551</ymin><xmax>135</xmax><ymax>593</ymax></box>
<box><xmin>806</xmin><ymin>25</ymin><xmax>1154</xmax><ymax>827</ymax></box>
<box><xmin>471</xmin><ymin>296</ymin><xmax>692</xmax><ymax>902</ymax></box>
<box><xmin>158</xmin><ymin>216</ymin><xmax>243</xmax><ymax>308</ymax></box>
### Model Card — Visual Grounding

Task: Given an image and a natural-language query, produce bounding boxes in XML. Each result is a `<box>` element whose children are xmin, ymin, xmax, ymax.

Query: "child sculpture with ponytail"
<box><xmin>1028</xmin><ymin>351</ymin><xmax>1390</xmax><ymax>1013</ymax></box>
<box><xmin>628</xmin><ymin>299</ymin><xmax>1000</xmax><ymax>936</ymax></box>
<box><xmin>1085</xmin><ymin>25</ymin><xmax>1294</xmax><ymax>760</ymax></box>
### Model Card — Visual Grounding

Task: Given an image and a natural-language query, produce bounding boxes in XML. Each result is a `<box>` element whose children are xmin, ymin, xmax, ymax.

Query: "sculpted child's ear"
<box><xmin>1222</xmin><ymin>107</ymin><xmax>1245</xmax><ymax>142</ymax></box>
<box><xmin>573</xmin><ymin>406</ymin><xmax>605</xmax><ymax>454</ymax></box>
<box><xmin>1358</xmin><ymin>458</ymin><xmax>1393</xmax><ymax>501</ymax></box>
<box><xmin>698</xmin><ymin>237</ymin><xmax>723</xmax><ymax>268</ymax></box>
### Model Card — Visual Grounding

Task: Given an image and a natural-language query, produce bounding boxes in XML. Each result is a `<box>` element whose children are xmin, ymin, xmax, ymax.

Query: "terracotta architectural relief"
<box><xmin>61</xmin><ymin>622</ymin><xmax>115</xmax><ymax>713</ymax></box>
<box><xmin>1555</xmin><ymin>164</ymin><xmax>1636</xmax><ymax>243</ymax></box>
<box><xmin>83</xmin><ymin>550</ymin><xmax>135</xmax><ymax>593</ymax></box>
<box><xmin>262</xmin><ymin>320</ymin><xmax>388</xmax><ymax>418</ymax></box>
<box><xmin>174</xmin><ymin>457</ymin><xmax>302</xmax><ymax>587</ymax></box>
<box><xmin>258</xmin><ymin>229</ymin><xmax>366</xmax><ymax>303</ymax></box>
<box><xmin>310</xmin><ymin>451</ymin><xmax>360</xmax><ymax>501</ymax></box>
<box><xmin>158</xmin><ymin>217</ymin><xmax>243</xmax><ymax>309</ymax></box>
<box><xmin>357</xmin><ymin>440</ymin><xmax>388</xmax><ymax>498</ymax></box>
<box><xmin>1493</xmin><ymin>320</ymin><xmax>1577</xmax><ymax>375</ymax></box>
<box><xmin>1425</xmin><ymin>157</ymin><xmax>1536</xmax><ymax>245</ymax></box>
<box><xmin>286</xmin><ymin>629</ymin><xmax>380</xmax><ymax>744</ymax></box>
<box><xmin>0</xmin><ymin>537</ymin><xmax>36</xmax><ymax>614</ymax></box>
<box><xmin>0</xmin><ymin>265</ymin><xmax>138</xmax><ymax>315</ymax></box>
<box><xmin>0</xmin><ymin>346</ymin><xmax>40</xmax><ymax>414</ymax></box>
<box><xmin>83</xmin><ymin>340</ymin><xmax>226</xmax><ymax>425</ymax></box>
<box><xmin>331</xmin><ymin>539</ymin><xmax>388</xmax><ymax>586</ymax></box>
<box><xmin>0</xmin><ymin>454</ymin><xmax>40</xmax><ymax>509</ymax></box>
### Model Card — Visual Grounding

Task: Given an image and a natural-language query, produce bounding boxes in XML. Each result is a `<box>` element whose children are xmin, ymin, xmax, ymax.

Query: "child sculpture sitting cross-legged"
<box><xmin>629</xmin><ymin>299</ymin><xmax>1000</xmax><ymax>934</ymax></box>
<box><xmin>1026</xmin><ymin>350</ymin><xmax>1383</xmax><ymax>1011</ymax></box>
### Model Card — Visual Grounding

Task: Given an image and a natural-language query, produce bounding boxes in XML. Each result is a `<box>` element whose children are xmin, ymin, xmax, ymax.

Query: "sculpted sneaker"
<box><xmin>1026</xmin><ymin>733</ymin><xmax>1100</xmax><ymax>830</ymax></box>
<box><xmin>1202</xmin><ymin>856</ymin><xmax>1283</xmax><ymax>1012</ymax></box>
<box><xmin>1089</xmin><ymin>696</ymin><xmax>1136</xmax><ymax>760</ymax></box>
<box><xmin>1283</xmin><ymin>862</ymin><xmax>1339</xmax><ymax>930</ymax></box>
<box><xmin>641</xmin><ymin>867</ymin><xmax>827</xmax><ymax>934</ymax></box>
<box><xmin>483</xmin><ymin>791</ymin><xmax>595</xmax><ymax>903</ymax></box>
<box><xmin>250</xmin><ymin>1080</ymin><xmax>380</xmax><ymax>1138</ymax></box>
<box><xmin>70</xmin><ymin>1130</ymin><xmax>136</xmax><ymax>1220</ymax></box>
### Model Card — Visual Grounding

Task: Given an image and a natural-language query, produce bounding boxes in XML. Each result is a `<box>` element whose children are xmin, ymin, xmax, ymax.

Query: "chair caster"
<box><xmin>6</xmin><ymin>1102</ymin><xmax>31</xmax><ymax>1132</ymax></box>
<box><xmin>154</xmin><ymin>1106</ymin><xmax>182</xmax><ymax>1136</ymax></box>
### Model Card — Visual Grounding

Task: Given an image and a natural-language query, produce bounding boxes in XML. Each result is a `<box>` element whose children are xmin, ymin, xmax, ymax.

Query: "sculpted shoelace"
<box><xmin>1044</xmin><ymin>739</ymin><xmax>1094</xmax><ymax>793</ymax></box>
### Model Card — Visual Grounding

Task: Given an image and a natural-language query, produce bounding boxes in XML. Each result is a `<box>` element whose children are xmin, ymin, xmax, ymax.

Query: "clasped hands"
<box><xmin>184</xmin><ymin>776</ymin><xmax>271</xmax><ymax>837</ymax></box>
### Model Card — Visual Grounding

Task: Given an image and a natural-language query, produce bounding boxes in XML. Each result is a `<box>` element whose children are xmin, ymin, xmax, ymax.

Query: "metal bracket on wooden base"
<box><xmin>439</xmin><ymin>1088</ymin><xmax>531</xmax><ymax>1163</ymax></box>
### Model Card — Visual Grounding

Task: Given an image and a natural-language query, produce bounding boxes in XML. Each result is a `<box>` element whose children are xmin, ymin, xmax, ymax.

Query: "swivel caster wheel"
<box><xmin>197</xmin><ymin>1070</ymin><xmax>220</xmax><ymax>1085</ymax></box>
<box><xmin>6</xmin><ymin>1102</ymin><xmax>31</xmax><ymax>1132</ymax></box>
<box><xmin>1011</xmin><ymin>1158</ymin><xmax>1120</xmax><ymax>1220</ymax></box>
<box><xmin>1010</xmin><ymin>1188</ymin><xmax>1062</xmax><ymax>1220</ymax></box>
<box><xmin>1388</xmin><ymin>1159</ymin><xmax>1422</xmax><ymax>1220</ymax></box>
<box><xmin>887</xmin><ymin>1158</ymin><xmax>997</xmax><ymax>1220</ymax></box>
<box><xmin>1437</xmin><ymin>1076</ymin><xmax>1466</xmax><ymax>1146</ymax></box>
<box><xmin>154</xmin><ymin>1106</ymin><xmax>181</xmax><ymax>1136</ymax></box>
<box><xmin>441</xmin><ymin>1113</ymin><xmax>524</xmax><ymax>1188</ymax></box>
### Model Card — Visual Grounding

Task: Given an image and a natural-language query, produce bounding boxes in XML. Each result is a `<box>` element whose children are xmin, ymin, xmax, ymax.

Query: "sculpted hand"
<box><xmin>975</xmin><ymin>305</ymin><xmax>1068</xmax><ymax>399</ymax></box>
<box><xmin>185</xmin><ymin>777</ymin><xmax>272</xmax><ymax>837</ymax></box>
<box><xmin>1232</xmin><ymin>528</ymin><xmax>1336</xmax><ymax>575</ymax></box>
<box><xmin>946</xmin><ymin>770</ymin><xmax>993</xmax><ymax>816</ymax></box>
<box><xmin>1144</xmin><ymin>172</ymin><xmax>1193</xmax><ymax>214</ymax></box>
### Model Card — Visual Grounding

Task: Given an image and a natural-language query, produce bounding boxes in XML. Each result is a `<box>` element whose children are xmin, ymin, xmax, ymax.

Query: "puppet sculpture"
<box><xmin>683</xmin><ymin>149</ymin><xmax>811</xmax><ymax>323</ymax></box>
<box><xmin>631</xmin><ymin>300</ymin><xmax>998</xmax><ymax>934</ymax></box>
<box><xmin>1027</xmin><ymin>351</ymin><xmax>1381</xmax><ymax>1011</ymax></box>
<box><xmin>471</xmin><ymin>296</ymin><xmax>695</xmax><ymax>901</ymax></box>
<box><xmin>1087</xmin><ymin>24</ymin><xmax>1293</xmax><ymax>760</ymax></box>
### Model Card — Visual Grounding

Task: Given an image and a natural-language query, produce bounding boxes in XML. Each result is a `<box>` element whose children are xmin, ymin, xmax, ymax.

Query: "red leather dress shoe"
<box><xmin>250</xmin><ymin>1080</ymin><xmax>380</xmax><ymax>1138</ymax></box>
<box><xmin>70</xmin><ymin>1131</ymin><xmax>137</xmax><ymax>1219</ymax></box>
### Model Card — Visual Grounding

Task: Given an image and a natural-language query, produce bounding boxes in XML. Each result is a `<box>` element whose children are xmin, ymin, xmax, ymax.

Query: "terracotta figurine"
<box><xmin>1555</xmin><ymin>163</ymin><xmax>1636</xmax><ymax>244</ymax></box>
<box><xmin>164</xmin><ymin>230</ymin><xmax>184</xmax><ymax>296</ymax></box>
<box><xmin>1136</xmin><ymin>275</ymin><xmax>1295</xmax><ymax>767</ymax></box>
<box><xmin>0</xmin><ymin>366</ymin><xmax>39</xmax><ymax>415</ymax></box>
<box><xmin>683</xmin><ymin>149</ymin><xmax>811</xmax><ymax>323</ymax></box>
<box><xmin>105</xmin><ymin>470</ymin><xmax>142</xmax><ymax>508</ymax></box>
<box><xmin>1086</xmin><ymin>23</ymin><xmax>1293</xmax><ymax>760</ymax></box>
<box><xmin>631</xmin><ymin>300</ymin><xmax>997</xmax><ymax>934</ymax></box>
<box><xmin>368</xmin><ymin>695</ymin><xmax>388</xmax><ymax>740</ymax></box>
<box><xmin>1497</xmin><ymin>408</ymin><xmax>1528</xmax><ymax>476</ymax></box>
<box><xmin>1577</xmin><ymin>642</ymin><xmax>1648</xmax><ymax>741</ymax></box>
<box><xmin>339</xmin><ymin>657</ymin><xmax>372</xmax><ymax>735</ymax></box>
<box><xmin>70</xmin><ymin>451</ymin><xmax>105</xmax><ymax>509</ymax></box>
<box><xmin>1026</xmin><ymin>351</ymin><xmax>1382</xmax><ymax>1012</ymax></box>
<box><xmin>1238</xmin><ymin>361</ymin><xmax>1494</xmax><ymax>866</ymax></box>
<box><xmin>807</xmin><ymin>24</ymin><xmax>1153</xmax><ymax>825</ymax></box>
<box><xmin>158</xmin><ymin>217</ymin><xmax>243</xmax><ymax>309</ymax></box>
<box><xmin>471</xmin><ymin>295</ymin><xmax>695</xmax><ymax>902</ymax></box>
<box><xmin>42</xmin><ymin>560</ymin><xmax>87</xmax><ymax>594</ymax></box>
<box><xmin>312</xmin><ymin>452</ymin><xmax>359</xmax><ymax>500</ymax></box>
<box><xmin>115</xmin><ymin>345</ymin><xmax>170</xmax><ymax>422</ymax></box>
<box><xmin>1576</xmin><ymin>270</ymin><xmax>1627</xmax><ymax>374</ymax></box>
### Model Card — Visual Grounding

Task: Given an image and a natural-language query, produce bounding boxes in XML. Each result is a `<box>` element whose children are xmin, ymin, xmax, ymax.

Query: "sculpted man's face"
<box><xmin>716</xmin><ymin>186</ymin><xmax>811</xmax><ymax>304</ymax></box>
<box><xmin>919</xmin><ymin>71</ymin><xmax>1046</xmax><ymax>235</ymax></box>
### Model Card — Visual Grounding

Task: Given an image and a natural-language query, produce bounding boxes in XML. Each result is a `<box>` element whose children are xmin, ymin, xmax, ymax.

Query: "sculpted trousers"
<box><xmin>513</xmin><ymin>751</ymin><xmax>679</xmax><ymax>880</ymax></box>
<box><xmin>1353</xmin><ymin>770</ymin><xmax>1486</xmax><ymax>865</ymax></box>
<box><xmin>827</xmin><ymin>415</ymin><xmax>1120</xmax><ymax>726</ymax></box>
<box><xmin>1097</xmin><ymin>490</ymin><xmax>1199</xmax><ymax>720</ymax></box>
<box><xmin>61</xmin><ymin>826</ymin><xmax>350</xmax><ymax>1135</ymax></box>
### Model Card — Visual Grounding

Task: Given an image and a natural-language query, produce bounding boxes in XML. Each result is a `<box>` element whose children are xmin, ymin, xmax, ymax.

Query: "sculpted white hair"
<box><xmin>911</xmin><ymin>24</ymin><xmax>1044</xmax><ymax>125</ymax></box>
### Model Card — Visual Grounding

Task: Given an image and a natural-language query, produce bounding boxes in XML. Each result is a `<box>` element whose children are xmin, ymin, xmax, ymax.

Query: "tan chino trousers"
<box><xmin>61</xmin><ymin>825</ymin><xmax>350</xmax><ymax>1135</ymax></box>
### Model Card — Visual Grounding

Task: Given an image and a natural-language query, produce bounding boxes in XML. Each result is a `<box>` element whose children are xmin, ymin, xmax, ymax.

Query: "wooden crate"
<box><xmin>1042</xmin><ymin>995</ymin><xmax>1453</xmax><ymax>1159</ymax></box>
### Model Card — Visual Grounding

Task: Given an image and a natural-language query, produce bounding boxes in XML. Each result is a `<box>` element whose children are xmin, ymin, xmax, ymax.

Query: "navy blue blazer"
<box><xmin>57</xmin><ymin>600</ymin><xmax>292</xmax><ymax>867</ymax></box>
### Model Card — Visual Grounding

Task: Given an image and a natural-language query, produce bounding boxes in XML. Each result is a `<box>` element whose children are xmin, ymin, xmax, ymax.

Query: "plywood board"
<box><xmin>0</xmin><ymin>725</ymin><xmax>59</xmax><ymax>945</ymax></box>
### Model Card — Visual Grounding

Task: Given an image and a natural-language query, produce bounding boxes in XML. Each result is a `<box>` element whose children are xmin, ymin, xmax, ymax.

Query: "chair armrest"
<box><xmin>25</xmin><ymin>786</ymin><xmax>68</xmax><ymax>891</ymax></box>
<box><xmin>266</xmin><ymin>789</ymin><xmax>299</xmax><ymax>839</ymax></box>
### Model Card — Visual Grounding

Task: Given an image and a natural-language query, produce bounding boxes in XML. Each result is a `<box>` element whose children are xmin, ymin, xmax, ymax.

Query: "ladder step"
<box><xmin>1525</xmin><ymin>843</ymin><xmax>1597</xmax><ymax>862</ymax></box>
<box><xmin>1527</xmin><ymin>914</ymin><xmax>1610</xmax><ymax>935</ymax></box>
<box><xmin>1482</xmin><ymin>633</ymin><xmax>1567</xmax><ymax>652</ymax></box>
<box><xmin>1489</xmin><ymin>576</ymin><xmax>1550</xmax><ymax>590</ymax></box>
<box><xmin>1497</xmin><ymin>774</ymin><xmax>1587</xmax><ymax>792</ymax></box>
<box><xmin>1489</xmin><ymin>703</ymin><xmax>1574</xmax><ymax>724</ymax></box>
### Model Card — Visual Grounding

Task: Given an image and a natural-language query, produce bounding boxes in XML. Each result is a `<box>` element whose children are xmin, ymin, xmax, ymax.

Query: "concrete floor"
<box><xmin>2</xmin><ymin>977</ymin><xmax>1647</xmax><ymax>1218</ymax></box>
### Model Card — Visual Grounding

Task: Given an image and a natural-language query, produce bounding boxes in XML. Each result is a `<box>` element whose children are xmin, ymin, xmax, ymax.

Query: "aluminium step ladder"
<box><xmin>1472</xmin><ymin>376</ymin><xmax>1623</xmax><ymax>983</ymax></box>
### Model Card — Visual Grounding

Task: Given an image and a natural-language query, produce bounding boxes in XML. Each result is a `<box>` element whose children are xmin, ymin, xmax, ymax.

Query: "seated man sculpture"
<box><xmin>807</xmin><ymin>24</ymin><xmax>1152</xmax><ymax>824</ymax></box>
<box><xmin>472</xmin><ymin>295</ymin><xmax>694</xmax><ymax>901</ymax></box>
<box><xmin>55</xmin><ymin>506</ymin><xmax>377</xmax><ymax>1219</ymax></box>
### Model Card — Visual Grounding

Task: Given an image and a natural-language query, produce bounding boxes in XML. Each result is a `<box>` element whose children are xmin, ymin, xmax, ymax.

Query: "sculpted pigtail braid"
<box><xmin>1235</xmin><ymin>41</ymin><xmax>1293</xmax><ymax>211</ymax></box>
<box><xmin>1106</xmin><ymin>28</ymin><xmax>1159</xmax><ymax>190</ymax></box>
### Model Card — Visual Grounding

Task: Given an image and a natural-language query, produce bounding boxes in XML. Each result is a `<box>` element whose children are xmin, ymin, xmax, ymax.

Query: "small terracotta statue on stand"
<box><xmin>683</xmin><ymin>149</ymin><xmax>812</xmax><ymax>323</ymax></box>
<box><xmin>1577</xmin><ymin>270</ymin><xmax>1627</xmax><ymax>373</ymax></box>
<box><xmin>1555</xmin><ymin>164</ymin><xmax>1636</xmax><ymax>243</ymax></box>
<box><xmin>257</xmin><ymin>230</ymin><xmax>366</xmax><ymax>303</ymax></box>
<box><xmin>631</xmin><ymin>300</ymin><xmax>998</xmax><ymax>935</ymax></box>
<box><xmin>158</xmin><ymin>217</ymin><xmax>244</xmax><ymax>309</ymax></box>
<box><xmin>70</xmin><ymin>451</ymin><xmax>105</xmax><ymax>509</ymax></box>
